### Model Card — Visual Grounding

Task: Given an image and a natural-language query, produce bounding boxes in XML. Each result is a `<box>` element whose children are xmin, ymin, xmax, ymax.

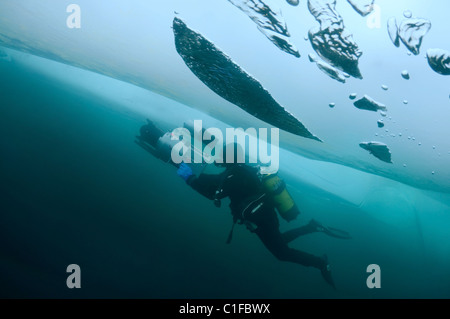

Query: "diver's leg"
<box><xmin>282</xmin><ymin>219</ymin><xmax>340</xmax><ymax>243</ymax></box>
<box><xmin>251</xmin><ymin>211</ymin><xmax>336</xmax><ymax>288</ymax></box>
<box><xmin>255</xmin><ymin>225</ymin><xmax>326</xmax><ymax>269</ymax></box>
<box><xmin>281</xmin><ymin>224</ymin><xmax>317</xmax><ymax>244</ymax></box>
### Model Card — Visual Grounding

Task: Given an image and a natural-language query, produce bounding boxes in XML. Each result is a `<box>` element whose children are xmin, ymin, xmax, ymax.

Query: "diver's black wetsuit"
<box><xmin>186</xmin><ymin>164</ymin><xmax>327</xmax><ymax>270</ymax></box>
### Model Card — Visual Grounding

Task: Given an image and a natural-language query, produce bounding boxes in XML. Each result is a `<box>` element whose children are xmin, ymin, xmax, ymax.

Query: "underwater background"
<box><xmin>1</xmin><ymin>1</ymin><xmax>450</xmax><ymax>299</ymax></box>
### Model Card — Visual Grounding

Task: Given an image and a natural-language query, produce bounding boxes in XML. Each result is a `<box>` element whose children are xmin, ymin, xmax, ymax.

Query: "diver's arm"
<box><xmin>187</xmin><ymin>173</ymin><xmax>224</xmax><ymax>200</ymax></box>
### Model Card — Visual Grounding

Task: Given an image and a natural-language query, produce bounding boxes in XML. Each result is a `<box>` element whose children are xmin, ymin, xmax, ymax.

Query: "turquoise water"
<box><xmin>1</xmin><ymin>52</ymin><xmax>450</xmax><ymax>299</ymax></box>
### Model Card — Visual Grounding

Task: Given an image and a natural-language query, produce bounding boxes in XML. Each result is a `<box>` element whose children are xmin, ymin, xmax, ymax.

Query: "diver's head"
<box><xmin>140</xmin><ymin>121</ymin><xmax>165</xmax><ymax>147</ymax></box>
<box><xmin>215</xmin><ymin>142</ymin><xmax>246</xmax><ymax>168</ymax></box>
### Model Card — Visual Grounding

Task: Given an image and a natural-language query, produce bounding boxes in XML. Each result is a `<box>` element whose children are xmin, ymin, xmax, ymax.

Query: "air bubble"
<box><xmin>381</xmin><ymin>85</ymin><xmax>389</xmax><ymax>91</ymax></box>
<box><xmin>403</xmin><ymin>100</ymin><xmax>409</xmax><ymax>105</ymax></box>
<box><xmin>403</xmin><ymin>10</ymin><xmax>413</xmax><ymax>19</ymax></box>
<box><xmin>349</xmin><ymin>93</ymin><xmax>357</xmax><ymax>100</ymax></box>
<box><xmin>329</xmin><ymin>103</ymin><xmax>336</xmax><ymax>108</ymax></box>
<box><xmin>399</xmin><ymin>19</ymin><xmax>431</xmax><ymax>55</ymax></box>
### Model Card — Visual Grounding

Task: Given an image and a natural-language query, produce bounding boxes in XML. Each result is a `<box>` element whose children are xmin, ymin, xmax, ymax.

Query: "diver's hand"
<box><xmin>177</xmin><ymin>163</ymin><xmax>193</xmax><ymax>182</ymax></box>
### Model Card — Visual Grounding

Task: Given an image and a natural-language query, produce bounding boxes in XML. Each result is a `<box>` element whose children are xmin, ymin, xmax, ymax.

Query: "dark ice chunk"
<box><xmin>228</xmin><ymin>0</ymin><xmax>301</xmax><ymax>58</ymax></box>
<box><xmin>309</xmin><ymin>51</ymin><xmax>346</xmax><ymax>82</ymax></box>
<box><xmin>360</xmin><ymin>142</ymin><xmax>393</xmax><ymax>163</ymax></box>
<box><xmin>398</xmin><ymin>18</ymin><xmax>431</xmax><ymax>55</ymax></box>
<box><xmin>354</xmin><ymin>95</ymin><xmax>387</xmax><ymax>112</ymax></box>
<box><xmin>427</xmin><ymin>49</ymin><xmax>450</xmax><ymax>76</ymax></box>
<box><xmin>173</xmin><ymin>17</ymin><xmax>320</xmax><ymax>141</ymax></box>
<box><xmin>401</xmin><ymin>70</ymin><xmax>410</xmax><ymax>80</ymax></box>
<box><xmin>387</xmin><ymin>17</ymin><xmax>400</xmax><ymax>47</ymax></box>
<box><xmin>307</xmin><ymin>0</ymin><xmax>363</xmax><ymax>79</ymax></box>
<box><xmin>347</xmin><ymin>0</ymin><xmax>375</xmax><ymax>17</ymax></box>
<box><xmin>315</xmin><ymin>60</ymin><xmax>347</xmax><ymax>83</ymax></box>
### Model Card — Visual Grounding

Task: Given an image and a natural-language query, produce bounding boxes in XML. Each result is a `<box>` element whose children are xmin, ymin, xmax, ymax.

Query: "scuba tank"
<box><xmin>262</xmin><ymin>173</ymin><xmax>300</xmax><ymax>222</ymax></box>
<box><xmin>225</xmin><ymin>169</ymin><xmax>299</xmax><ymax>244</ymax></box>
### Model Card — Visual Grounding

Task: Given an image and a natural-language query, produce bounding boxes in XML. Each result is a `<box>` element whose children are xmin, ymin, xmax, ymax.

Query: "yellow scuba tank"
<box><xmin>262</xmin><ymin>174</ymin><xmax>300</xmax><ymax>222</ymax></box>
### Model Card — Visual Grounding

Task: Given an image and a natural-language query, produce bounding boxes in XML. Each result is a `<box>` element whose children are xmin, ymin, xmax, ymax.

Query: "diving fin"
<box><xmin>320</xmin><ymin>255</ymin><xmax>336</xmax><ymax>290</ymax></box>
<box><xmin>323</xmin><ymin>226</ymin><xmax>352</xmax><ymax>240</ymax></box>
<box><xmin>310</xmin><ymin>219</ymin><xmax>351</xmax><ymax>239</ymax></box>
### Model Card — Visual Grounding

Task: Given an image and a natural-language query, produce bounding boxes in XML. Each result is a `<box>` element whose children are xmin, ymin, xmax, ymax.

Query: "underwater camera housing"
<box><xmin>135</xmin><ymin>119</ymin><xmax>208</xmax><ymax>174</ymax></box>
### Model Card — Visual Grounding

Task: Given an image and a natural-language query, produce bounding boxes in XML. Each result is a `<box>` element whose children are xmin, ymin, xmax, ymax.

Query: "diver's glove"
<box><xmin>177</xmin><ymin>163</ymin><xmax>193</xmax><ymax>182</ymax></box>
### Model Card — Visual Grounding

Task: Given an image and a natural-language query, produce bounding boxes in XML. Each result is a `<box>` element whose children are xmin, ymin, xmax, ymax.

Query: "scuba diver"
<box><xmin>136</xmin><ymin>120</ymin><xmax>351</xmax><ymax>289</ymax></box>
